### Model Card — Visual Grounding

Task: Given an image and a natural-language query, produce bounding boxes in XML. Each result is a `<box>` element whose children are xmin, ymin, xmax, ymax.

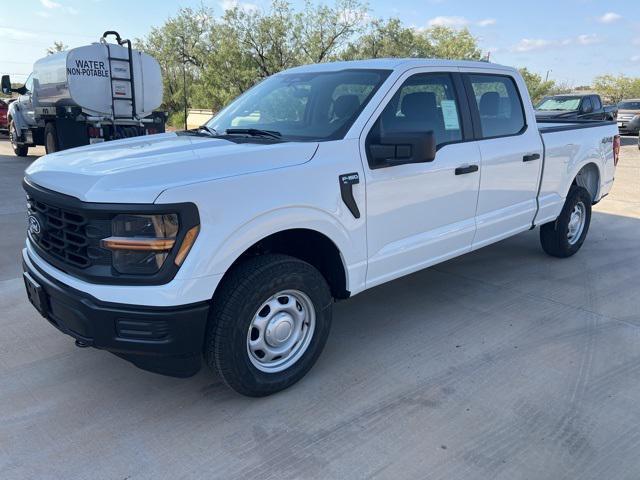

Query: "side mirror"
<box><xmin>368</xmin><ymin>131</ymin><xmax>437</xmax><ymax>168</ymax></box>
<box><xmin>1</xmin><ymin>75</ymin><xmax>11</xmax><ymax>95</ymax></box>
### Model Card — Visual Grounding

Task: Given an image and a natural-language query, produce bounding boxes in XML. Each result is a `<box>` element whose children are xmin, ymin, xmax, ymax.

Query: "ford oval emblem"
<box><xmin>28</xmin><ymin>215</ymin><xmax>41</xmax><ymax>235</ymax></box>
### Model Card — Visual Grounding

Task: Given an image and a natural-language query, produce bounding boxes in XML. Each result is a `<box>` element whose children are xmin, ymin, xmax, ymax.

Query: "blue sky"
<box><xmin>1</xmin><ymin>0</ymin><xmax>638</xmax><ymax>86</ymax></box>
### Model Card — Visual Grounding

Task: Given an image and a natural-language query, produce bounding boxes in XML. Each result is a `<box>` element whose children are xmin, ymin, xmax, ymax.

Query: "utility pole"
<box><xmin>545</xmin><ymin>70</ymin><xmax>551</xmax><ymax>82</ymax></box>
<box><xmin>180</xmin><ymin>33</ymin><xmax>188</xmax><ymax>131</ymax></box>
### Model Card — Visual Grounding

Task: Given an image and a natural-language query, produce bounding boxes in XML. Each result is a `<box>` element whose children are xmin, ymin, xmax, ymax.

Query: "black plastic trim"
<box><xmin>23</xmin><ymin>178</ymin><xmax>200</xmax><ymax>286</ymax></box>
<box><xmin>537</xmin><ymin>119</ymin><xmax>616</xmax><ymax>133</ymax></box>
<box><xmin>339</xmin><ymin>173</ymin><xmax>361</xmax><ymax>218</ymax></box>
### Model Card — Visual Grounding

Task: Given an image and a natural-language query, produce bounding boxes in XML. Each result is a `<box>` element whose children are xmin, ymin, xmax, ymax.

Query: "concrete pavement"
<box><xmin>1</xmin><ymin>135</ymin><xmax>640</xmax><ymax>479</ymax></box>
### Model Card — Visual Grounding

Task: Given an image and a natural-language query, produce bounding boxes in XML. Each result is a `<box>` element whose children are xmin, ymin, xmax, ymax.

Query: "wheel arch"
<box><xmin>571</xmin><ymin>162</ymin><xmax>600</xmax><ymax>203</ymax></box>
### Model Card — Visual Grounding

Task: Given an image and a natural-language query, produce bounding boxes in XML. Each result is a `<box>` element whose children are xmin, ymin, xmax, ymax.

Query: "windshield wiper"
<box><xmin>197</xmin><ymin>125</ymin><xmax>218</xmax><ymax>136</ymax></box>
<box><xmin>225</xmin><ymin>128</ymin><xmax>282</xmax><ymax>139</ymax></box>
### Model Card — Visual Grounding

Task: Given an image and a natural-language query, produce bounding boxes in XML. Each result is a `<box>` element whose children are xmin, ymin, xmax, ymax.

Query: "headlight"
<box><xmin>101</xmin><ymin>213</ymin><xmax>198</xmax><ymax>275</ymax></box>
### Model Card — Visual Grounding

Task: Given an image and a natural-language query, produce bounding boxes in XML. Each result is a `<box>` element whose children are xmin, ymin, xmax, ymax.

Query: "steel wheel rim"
<box><xmin>247</xmin><ymin>289</ymin><xmax>316</xmax><ymax>373</ymax></box>
<box><xmin>567</xmin><ymin>201</ymin><xmax>586</xmax><ymax>245</ymax></box>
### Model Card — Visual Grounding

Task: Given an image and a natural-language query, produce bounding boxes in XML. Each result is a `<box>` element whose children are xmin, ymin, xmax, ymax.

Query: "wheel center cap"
<box><xmin>265</xmin><ymin>313</ymin><xmax>294</xmax><ymax>347</ymax></box>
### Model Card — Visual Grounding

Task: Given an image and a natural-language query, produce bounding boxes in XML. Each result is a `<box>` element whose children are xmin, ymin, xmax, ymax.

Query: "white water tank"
<box><xmin>32</xmin><ymin>42</ymin><xmax>162</xmax><ymax>119</ymax></box>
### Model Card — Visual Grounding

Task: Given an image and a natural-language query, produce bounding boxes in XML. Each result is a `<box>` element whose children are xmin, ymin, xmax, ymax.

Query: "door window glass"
<box><xmin>366</xmin><ymin>72</ymin><xmax>463</xmax><ymax>156</ymax></box>
<box><xmin>468</xmin><ymin>74</ymin><xmax>525</xmax><ymax>138</ymax></box>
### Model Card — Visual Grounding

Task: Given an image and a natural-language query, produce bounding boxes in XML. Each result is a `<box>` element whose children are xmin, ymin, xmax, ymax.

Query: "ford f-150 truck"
<box><xmin>21</xmin><ymin>59</ymin><xmax>619</xmax><ymax>396</ymax></box>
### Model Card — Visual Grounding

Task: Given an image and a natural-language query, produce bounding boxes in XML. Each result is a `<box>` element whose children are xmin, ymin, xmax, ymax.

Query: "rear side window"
<box><xmin>582</xmin><ymin>97</ymin><xmax>593</xmax><ymax>113</ymax></box>
<box><xmin>592</xmin><ymin>96</ymin><xmax>602</xmax><ymax>110</ymax></box>
<box><xmin>467</xmin><ymin>74</ymin><xmax>525</xmax><ymax>138</ymax></box>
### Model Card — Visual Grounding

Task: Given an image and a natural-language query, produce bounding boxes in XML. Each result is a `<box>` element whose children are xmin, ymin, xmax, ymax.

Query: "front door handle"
<box><xmin>455</xmin><ymin>165</ymin><xmax>479</xmax><ymax>175</ymax></box>
<box><xmin>523</xmin><ymin>153</ymin><xmax>540</xmax><ymax>162</ymax></box>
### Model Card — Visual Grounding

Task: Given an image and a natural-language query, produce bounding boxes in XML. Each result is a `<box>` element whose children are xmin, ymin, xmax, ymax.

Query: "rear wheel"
<box><xmin>9</xmin><ymin>120</ymin><xmax>28</xmax><ymax>157</ymax></box>
<box><xmin>44</xmin><ymin>122</ymin><xmax>58</xmax><ymax>154</ymax></box>
<box><xmin>205</xmin><ymin>254</ymin><xmax>333</xmax><ymax>397</ymax></box>
<box><xmin>540</xmin><ymin>186</ymin><xmax>592</xmax><ymax>258</ymax></box>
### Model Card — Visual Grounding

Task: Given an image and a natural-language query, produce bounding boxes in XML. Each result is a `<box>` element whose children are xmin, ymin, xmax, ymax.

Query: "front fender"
<box><xmin>7</xmin><ymin>102</ymin><xmax>27</xmax><ymax>131</ymax></box>
<box><xmin>184</xmin><ymin>206</ymin><xmax>364</xmax><ymax>293</ymax></box>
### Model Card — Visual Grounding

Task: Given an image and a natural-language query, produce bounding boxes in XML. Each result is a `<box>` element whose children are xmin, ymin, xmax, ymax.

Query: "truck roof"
<box><xmin>282</xmin><ymin>58</ymin><xmax>517</xmax><ymax>74</ymax></box>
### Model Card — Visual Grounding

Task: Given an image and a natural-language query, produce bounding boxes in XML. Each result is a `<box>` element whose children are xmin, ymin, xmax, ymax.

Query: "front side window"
<box><xmin>208</xmin><ymin>69</ymin><xmax>390</xmax><ymax>142</ymax></box>
<box><xmin>468</xmin><ymin>74</ymin><xmax>525</xmax><ymax>138</ymax></box>
<box><xmin>592</xmin><ymin>96</ymin><xmax>602</xmax><ymax>110</ymax></box>
<box><xmin>367</xmin><ymin>73</ymin><xmax>463</xmax><ymax>150</ymax></box>
<box><xmin>581</xmin><ymin>97</ymin><xmax>593</xmax><ymax>113</ymax></box>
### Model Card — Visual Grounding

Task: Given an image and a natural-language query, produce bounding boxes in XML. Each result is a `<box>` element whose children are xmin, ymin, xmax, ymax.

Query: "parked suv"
<box><xmin>616</xmin><ymin>99</ymin><xmax>640</xmax><ymax>135</ymax></box>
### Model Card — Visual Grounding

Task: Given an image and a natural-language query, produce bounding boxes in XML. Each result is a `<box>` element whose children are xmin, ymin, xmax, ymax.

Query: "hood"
<box><xmin>25</xmin><ymin>132</ymin><xmax>319</xmax><ymax>203</ymax></box>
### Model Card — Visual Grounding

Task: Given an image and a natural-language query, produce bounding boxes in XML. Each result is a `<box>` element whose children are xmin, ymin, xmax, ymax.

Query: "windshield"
<box><xmin>207</xmin><ymin>69</ymin><xmax>390</xmax><ymax>141</ymax></box>
<box><xmin>618</xmin><ymin>101</ymin><xmax>640</xmax><ymax>110</ymax></box>
<box><xmin>536</xmin><ymin>97</ymin><xmax>582</xmax><ymax>111</ymax></box>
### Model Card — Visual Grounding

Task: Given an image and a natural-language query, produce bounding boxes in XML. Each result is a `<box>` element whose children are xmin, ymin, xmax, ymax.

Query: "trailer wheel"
<box><xmin>45</xmin><ymin>122</ymin><xmax>58</xmax><ymax>154</ymax></box>
<box><xmin>9</xmin><ymin>120</ymin><xmax>28</xmax><ymax>157</ymax></box>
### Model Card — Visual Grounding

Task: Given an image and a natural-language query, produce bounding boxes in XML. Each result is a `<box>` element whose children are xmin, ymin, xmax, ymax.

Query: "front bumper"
<box><xmin>23</xmin><ymin>252</ymin><xmax>210</xmax><ymax>377</ymax></box>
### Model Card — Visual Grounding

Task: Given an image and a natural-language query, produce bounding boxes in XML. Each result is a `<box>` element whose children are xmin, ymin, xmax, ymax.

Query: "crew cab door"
<box><xmin>461</xmin><ymin>71</ymin><xmax>543</xmax><ymax>248</ymax></box>
<box><xmin>361</xmin><ymin>69</ymin><xmax>481</xmax><ymax>288</ymax></box>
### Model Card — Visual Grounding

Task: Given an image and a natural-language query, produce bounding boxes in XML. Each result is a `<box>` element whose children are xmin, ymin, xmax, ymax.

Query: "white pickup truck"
<box><xmin>22</xmin><ymin>59</ymin><xmax>619</xmax><ymax>396</ymax></box>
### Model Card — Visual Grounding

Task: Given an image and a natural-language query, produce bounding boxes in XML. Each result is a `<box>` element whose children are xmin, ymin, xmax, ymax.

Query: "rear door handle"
<box><xmin>455</xmin><ymin>165</ymin><xmax>479</xmax><ymax>175</ymax></box>
<box><xmin>523</xmin><ymin>153</ymin><xmax>540</xmax><ymax>162</ymax></box>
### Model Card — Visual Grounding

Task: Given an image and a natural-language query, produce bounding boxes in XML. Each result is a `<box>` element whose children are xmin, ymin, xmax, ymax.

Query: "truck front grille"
<box><xmin>26</xmin><ymin>194</ymin><xmax>111</xmax><ymax>270</ymax></box>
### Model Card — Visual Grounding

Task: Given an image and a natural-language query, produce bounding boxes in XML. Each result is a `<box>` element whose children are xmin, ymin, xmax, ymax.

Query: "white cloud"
<box><xmin>577</xmin><ymin>34</ymin><xmax>600</xmax><ymax>45</ymax></box>
<box><xmin>512</xmin><ymin>34</ymin><xmax>602</xmax><ymax>53</ymax></box>
<box><xmin>40</xmin><ymin>0</ymin><xmax>61</xmax><ymax>8</ymax></box>
<box><xmin>631</xmin><ymin>55</ymin><xmax>640</xmax><ymax>62</ymax></box>
<box><xmin>598</xmin><ymin>12</ymin><xmax>621</xmax><ymax>23</ymax></box>
<box><xmin>428</xmin><ymin>16</ymin><xmax>468</xmax><ymax>27</ymax></box>
<box><xmin>427</xmin><ymin>16</ymin><xmax>496</xmax><ymax>28</ymax></box>
<box><xmin>0</xmin><ymin>27</ymin><xmax>37</xmax><ymax>40</ymax></box>
<box><xmin>219</xmin><ymin>0</ymin><xmax>258</xmax><ymax>12</ymax></box>
<box><xmin>633</xmin><ymin>38</ymin><xmax>640</xmax><ymax>46</ymax></box>
<box><xmin>512</xmin><ymin>38</ymin><xmax>554</xmax><ymax>52</ymax></box>
<box><xmin>477</xmin><ymin>18</ymin><xmax>496</xmax><ymax>27</ymax></box>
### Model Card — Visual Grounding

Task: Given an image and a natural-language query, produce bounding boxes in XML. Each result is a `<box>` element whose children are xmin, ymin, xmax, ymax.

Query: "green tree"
<box><xmin>593</xmin><ymin>74</ymin><xmax>640</xmax><ymax>103</ymax></box>
<box><xmin>46</xmin><ymin>41</ymin><xmax>68</xmax><ymax>55</ymax></box>
<box><xmin>136</xmin><ymin>0</ymin><xmax>485</xmax><ymax>127</ymax></box>
<box><xmin>518</xmin><ymin>68</ymin><xmax>557</xmax><ymax>105</ymax></box>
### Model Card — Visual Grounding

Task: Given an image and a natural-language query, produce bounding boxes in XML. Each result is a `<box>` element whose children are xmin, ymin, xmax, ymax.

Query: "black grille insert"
<box><xmin>28</xmin><ymin>197</ymin><xmax>94</xmax><ymax>268</ymax></box>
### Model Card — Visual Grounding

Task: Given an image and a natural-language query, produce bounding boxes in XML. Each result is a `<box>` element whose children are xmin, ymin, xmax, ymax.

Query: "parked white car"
<box><xmin>22</xmin><ymin>59</ymin><xmax>619</xmax><ymax>396</ymax></box>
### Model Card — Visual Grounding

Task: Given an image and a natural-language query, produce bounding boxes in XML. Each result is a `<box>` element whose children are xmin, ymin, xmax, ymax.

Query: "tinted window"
<box><xmin>582</xmin><ymin>97</ymin><xmax>593</xmax><ymax>113</ymax></box>
<box><xmin>468</xmin><ymin>74</ymin><xmax>525</xmax><ymax>138</ymax></box>
<box><xmin>208</xmin><ymin>69</ymin><xmax>390</xmax><ymax>141</ymax></box>
<box><xmin>367</xmin><ymin>73</ymin><xmax>463</xmax><ymax>151</ymax></box>
<box><xmin>592</xmin><ymin>96</ymin><xmax>602</xmax><ymax>110</ymax></box>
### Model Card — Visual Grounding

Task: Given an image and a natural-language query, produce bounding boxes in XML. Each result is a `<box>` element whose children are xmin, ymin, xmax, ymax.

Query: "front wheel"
<box><xmin>9</xmin><ymin>120</ymin><xmax>28</xmax><ymax>157</ymax></box>
<box><xmin>540</xmin><ymin>186</ymin><xmax>592</xmax><ymax>258</ymax></box>
<box><xmin>205</xmin><ymin>254</ymin><xmax>333</xmax><ymax>396</ymax></box>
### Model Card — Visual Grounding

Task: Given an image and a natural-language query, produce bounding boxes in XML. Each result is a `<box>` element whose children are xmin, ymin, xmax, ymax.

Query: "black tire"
<box><xmin>44</xmin><ymin>122</ymin><xmax>58</xmax><ymax>154</ymax></box>
<box><xmin>9</xmin><ymin>120</ymin><xmax>28</xmax><ymax>157</ymax></box>
<box><xmin>205</xmin><ymin>254</ymin><xmax>333</xmax><ymax>397</ymax></box>
<box><xmin>540</xmin><ymin>186</ymin><xmax>592</xmax><ymax>258</ymax></box>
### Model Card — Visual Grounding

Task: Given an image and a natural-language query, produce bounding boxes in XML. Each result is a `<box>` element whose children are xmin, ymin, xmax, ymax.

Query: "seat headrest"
<box><xmin>401</xmin><ymin>92</ymin><xmax>438</xmax><ymax>120</ymax></box>
<box><xmin>332</xmin><ymin>95</ymin><xmax>361</xmax><ymax>120</ymax></box>
<box><xmin>479</xmin><ymin>91</ymin><xmax>500</xmax><ymax>116</ymax></box>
